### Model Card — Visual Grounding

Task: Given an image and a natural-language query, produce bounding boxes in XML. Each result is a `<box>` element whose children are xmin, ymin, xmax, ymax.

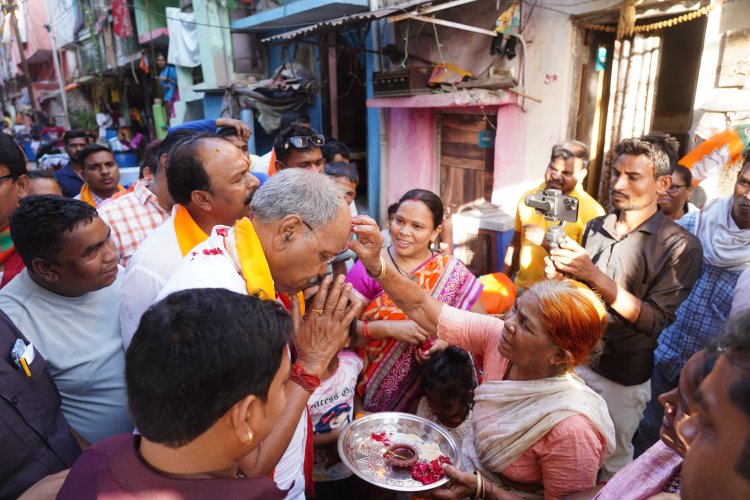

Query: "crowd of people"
<box><xmin>0</xmin><ymin>109</ymin><xmax>749</xmax><ymax>500</ymax></box>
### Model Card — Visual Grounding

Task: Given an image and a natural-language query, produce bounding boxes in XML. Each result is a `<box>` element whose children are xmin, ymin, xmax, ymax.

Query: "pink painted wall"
<box><xmin>492</xmin><ymin>104</ymin><xmax>526</xmax><ymax>205</ymax></box>
<box><xmin>19</xmin><ymin>0</ymin><xmax>53</xmax><ymax>55</ymax></box>
<box><xmin>8</xmin><ymin>0</ymin><xmax>54</xmax><ymax>81</ymax></box>
<box><xmin>381</xmin><ymin>103</ymin><xmax>525</xmax><ymax>211</ymax></box>
<box><xmin>383</xmin><ymin>107</ymin><xmax>438</xmax><ymax>205</ymax></box>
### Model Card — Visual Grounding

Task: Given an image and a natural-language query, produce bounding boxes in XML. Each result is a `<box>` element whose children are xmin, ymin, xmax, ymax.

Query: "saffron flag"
<box><xmin>112</xmin><ymin>0</ymin><xmax>134</xmax><ymax>39</ymax></box>
<box><xmin>679</xmin><ymin>129</ymin><xmax>746</xmax><ymax>185</ymax></box>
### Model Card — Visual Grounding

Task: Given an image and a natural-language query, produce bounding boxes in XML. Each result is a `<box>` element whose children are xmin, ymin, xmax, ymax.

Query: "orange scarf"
<box><xmin>174</xmin><ymin>205</ymin><xmax>209</xmax><ymax>257</ymax></box>
<box><xmin>78</xmin><ymin>183</ymin><xmax>126</xmax><ymax>207</ymax></box>
<box><xmin>234</xmin><ymin>217</ymin><xmax>275</xmax><ymax>299</ymax></box>
<box><xmin>267</xmin><ymin>149</ymin><xmax>277</xmax><ymax>176</ymax></box>
<box><xmin>233</xmin><ymin>217</ymin><xmax>304</xmax><ymax>313</ymax></box>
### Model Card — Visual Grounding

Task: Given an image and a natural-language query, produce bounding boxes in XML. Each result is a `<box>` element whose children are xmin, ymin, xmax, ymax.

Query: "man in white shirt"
<box><xmin>119</xmin><ymin>135</ymin><xmax>260</xmax><ymax>346</ymax></box>
<box><xmin>158</xmin><ymin>169</ymin><xmax>357</xmax><ymax>499</ymax></box>
<box><xmin>0</xmin><ymin>195</ymin><xmax>132</xmax><ymax>445</ymax></box>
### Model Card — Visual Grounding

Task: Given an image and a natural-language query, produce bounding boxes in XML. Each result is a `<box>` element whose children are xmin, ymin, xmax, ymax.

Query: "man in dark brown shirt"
<box><xmin>0</xmin><ymin>310</ymin><xmax>81</xmax><ymax>498</ymax></box>
<box><xmin>546</xmin><ymin>132</ymin><xmax>702</xmax><ymax>479</ymax></box>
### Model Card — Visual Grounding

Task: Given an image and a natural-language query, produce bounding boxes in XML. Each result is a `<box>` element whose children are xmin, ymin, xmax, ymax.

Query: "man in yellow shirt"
<box><xmin>502</xmin><ymin>140</ymin><xmax>604</xmax><ymax>290</ymax></box>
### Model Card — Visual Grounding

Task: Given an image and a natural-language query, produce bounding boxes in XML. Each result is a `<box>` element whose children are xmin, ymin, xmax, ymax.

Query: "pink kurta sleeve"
<box><xmin>436</xmin><ymin>306</ymin><xmax>509</xmax><ymax>379</ymax></box>
<box><xmin>532</xmin><ymin>415</ymin><xmax>606</xmax><ymax>500</ymax></box>
<box><xmin>345</xmin><ymin>260</ymin><xmax>382</xmax><ymax>303</ymax></box>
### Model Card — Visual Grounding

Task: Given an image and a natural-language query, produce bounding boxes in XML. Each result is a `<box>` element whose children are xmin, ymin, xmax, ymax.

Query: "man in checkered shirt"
<box><xmin>98</xmin><ymin>141</ymin><xmax>171</xmax><ymax>267</ymax></box>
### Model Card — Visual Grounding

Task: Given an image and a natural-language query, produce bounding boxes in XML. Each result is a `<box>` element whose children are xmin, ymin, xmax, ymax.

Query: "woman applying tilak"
<box><xmin>349</xmin><ymin>216</ymin><xmax>615</xmax><ymax>500</ymax></box>
<box><xmin>345</xmin><ymin>190</ymin><xmax>484</xmax><ymax>413</ymax></box>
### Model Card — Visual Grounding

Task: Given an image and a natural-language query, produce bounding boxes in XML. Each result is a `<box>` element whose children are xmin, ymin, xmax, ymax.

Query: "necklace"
<box><xmin>387</xmin><ymin>245</ymin><xmax>436</xmax><ymax>277</ymax></box>
<box><xmin>387</xmin><ymin>245</ymin><xmax>408</xmax><ymax>276</ymax></box>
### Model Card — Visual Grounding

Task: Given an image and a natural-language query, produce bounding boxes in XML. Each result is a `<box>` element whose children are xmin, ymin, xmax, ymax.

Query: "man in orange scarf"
<box><xmin>74</xmin><ymin>145</ymin><xmax>126</xmax><ymax>208</ymax></box>
<box><xmin>119</xmin><ymin>135</ymin><xmax>261</xmax><ymax>346</ymax></box>
<box><xmin>0</xmin><ymin>135</ymin><xmax>29</xmax><ymax>288</ymax></box>
<box><xmin>157</xmin><ymin>169</ymin><xmax>355</xmax><ymax>499</ymax></box>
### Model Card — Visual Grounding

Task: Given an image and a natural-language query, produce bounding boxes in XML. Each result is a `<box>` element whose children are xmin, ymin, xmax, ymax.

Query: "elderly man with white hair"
<box><xmin>156</xmin><ymin>168</ymin><xmax>357</xmax><ymax>499</ymax></box>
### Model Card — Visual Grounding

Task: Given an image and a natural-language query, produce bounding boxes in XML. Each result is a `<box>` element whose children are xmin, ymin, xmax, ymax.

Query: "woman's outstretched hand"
<box><xmin>350</xmin><ymin>216</ymin><xmax>384</xmax><ymax>276</ymax></box>
<box><xmin>427</xmin><ymin>465</ymin><xmax>477</xmax><ymax>499</ymax></box>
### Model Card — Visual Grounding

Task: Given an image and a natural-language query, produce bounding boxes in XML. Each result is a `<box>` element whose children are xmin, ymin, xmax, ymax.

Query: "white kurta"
<box><xmin>157</xmin><ymin>226</ymin><xmax>308</xmax><ymax>500</ymax></box>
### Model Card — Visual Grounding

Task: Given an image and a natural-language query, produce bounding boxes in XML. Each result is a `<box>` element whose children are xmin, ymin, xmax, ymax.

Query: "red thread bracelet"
<box><xmin>290</xmin><ymin>363</ymin><xmax>321</xmax><ymax>394</ymax></box>
<box><xmin>363</xmin><ymin>320</ymin><xmax>372</xmax><ymax>340</ymax></box>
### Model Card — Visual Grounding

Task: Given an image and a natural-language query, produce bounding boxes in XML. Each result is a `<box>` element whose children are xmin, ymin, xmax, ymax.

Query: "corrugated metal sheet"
<box><xmin>261</xmin><ymin>8</ymin><xmax>398</xmax><ymax>43</ymax></box>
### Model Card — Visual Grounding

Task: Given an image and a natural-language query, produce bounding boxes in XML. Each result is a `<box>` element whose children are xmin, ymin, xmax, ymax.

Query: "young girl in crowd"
<box><xmin>309</xmin><ymin>325</ymin><xmax>364</xmax><ymax>499</ymax></box>
<box><xmin>415</xmin><ymin>345</ymin><xmax>477</xmax><ymax>444</ymax></box>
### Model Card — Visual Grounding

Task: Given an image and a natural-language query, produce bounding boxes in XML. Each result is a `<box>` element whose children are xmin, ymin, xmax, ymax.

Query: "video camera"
<box><xmin>524</xmin><ymin>189</ymin><xmax>579</xmax><ymax>249</ymax></box>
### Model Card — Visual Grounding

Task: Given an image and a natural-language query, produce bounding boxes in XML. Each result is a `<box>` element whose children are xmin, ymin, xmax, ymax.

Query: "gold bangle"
<box><xmin>474</xmin><ymin>471</ymin><xmax>484</xmax><ymax>500</ymax></box>
<box><xmin>366</xmin><ymin>255</ymin><xmax>387</xmax><ymax>281</ymax></box>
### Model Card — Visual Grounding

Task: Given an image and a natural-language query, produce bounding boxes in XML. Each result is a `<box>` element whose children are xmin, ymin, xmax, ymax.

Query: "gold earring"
<box><xmin>246</xmin><ymin>430</ymin><xmax>254</xmax><ymax>445</ymax></box>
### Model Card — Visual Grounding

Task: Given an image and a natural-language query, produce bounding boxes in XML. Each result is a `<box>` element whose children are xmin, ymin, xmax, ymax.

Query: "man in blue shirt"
<box><xmin>53</xmin><ymin>129</ymin><xmax>89</xmax><ymax>198</ymax></box>
<box><xmin>634</xmin><ymin>152</ymin><xmax>750</xmax><ymax>456</ymax></box>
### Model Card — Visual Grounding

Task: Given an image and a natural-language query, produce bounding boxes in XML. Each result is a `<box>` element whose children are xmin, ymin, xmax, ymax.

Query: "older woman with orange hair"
<box><xmin>350</xmin><ymin>216</ymin><xmax>615</xmax><ymax>500</ymax></box>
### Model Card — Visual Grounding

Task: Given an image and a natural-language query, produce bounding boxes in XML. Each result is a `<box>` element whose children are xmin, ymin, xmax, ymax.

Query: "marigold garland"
<box><xmin>577</xmin><ymin>3</ymin><xmax>718</xmax><ymax>35</ymax></box>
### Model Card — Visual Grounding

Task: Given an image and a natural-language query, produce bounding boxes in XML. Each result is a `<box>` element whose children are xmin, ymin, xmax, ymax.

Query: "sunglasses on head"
<box><xmin>284</xmin><ymin>135</ymin><xmax>325</xmax><ymax>150</ymax></box>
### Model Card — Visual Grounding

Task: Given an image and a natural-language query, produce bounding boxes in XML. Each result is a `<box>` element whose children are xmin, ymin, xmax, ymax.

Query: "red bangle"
<box><xmin>290</xmin><ymin>363</ymin><xmax>321</xmax><ymax>394</ymax></box>
<box><xmin>363</xmin><ymin>321</ymin><xmax>372</xmax><ymax>340</ymax></box>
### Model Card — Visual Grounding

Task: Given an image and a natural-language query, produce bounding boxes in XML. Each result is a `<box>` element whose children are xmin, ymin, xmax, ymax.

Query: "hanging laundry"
<box><xmin>112</xmin><ymin>0</ymin><xmax>134</xmax><ymax>39</ymax></box>
<box><xmin>166</xmin><ymin>7</ymin><xmax>200</xmax><ymax>68</ymax></box>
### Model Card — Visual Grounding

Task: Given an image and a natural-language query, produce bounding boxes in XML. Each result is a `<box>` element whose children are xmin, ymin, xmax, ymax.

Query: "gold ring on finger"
<box><xmin>310</xmin><ymin>308</ymin><xmax>324</xmax><ymax>316</ymax></box>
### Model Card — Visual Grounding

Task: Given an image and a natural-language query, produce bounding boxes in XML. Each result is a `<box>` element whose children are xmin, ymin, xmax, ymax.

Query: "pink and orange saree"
<box><xmin>346</xmin><ymin>253</ymin><xmax>483</xmax><ymax>412</ymax></box>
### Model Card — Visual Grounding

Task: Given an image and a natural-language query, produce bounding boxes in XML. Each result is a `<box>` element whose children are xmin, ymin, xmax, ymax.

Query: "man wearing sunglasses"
<box><xmin>0</xmin><ymin>134</ymin><xmax>29</xmax><ymax>289</ymax></box>
<box><xmin>272</xmin><ymin>124</ymin><xmax>326</xmax><ymax>173</ymax></box>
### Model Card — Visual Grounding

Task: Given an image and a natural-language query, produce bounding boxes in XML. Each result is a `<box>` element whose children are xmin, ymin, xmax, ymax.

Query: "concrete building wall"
<box><xmin>490</xmin><ymin>6</ymin><xmax>577</xmax><ymax>214</ymax></box>
<box><xmin>374</xmin><ymin>0</ymin><xmax>582</xmax><ymax>214</ymax></box>
<box><xmin>374</xmin><ymin>0</ymin><xmax>729</xmax><ymax>216</ymax></box>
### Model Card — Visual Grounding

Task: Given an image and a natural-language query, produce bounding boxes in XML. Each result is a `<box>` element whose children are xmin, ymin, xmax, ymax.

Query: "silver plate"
<box><xmin>337</xmin><ymin>412</ymin><xmax>462</xmax><ymax>492</ymax></box>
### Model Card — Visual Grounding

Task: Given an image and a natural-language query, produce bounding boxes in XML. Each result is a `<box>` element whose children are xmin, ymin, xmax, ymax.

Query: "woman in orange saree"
<box><xmin>345</xmin><ymin>189</ymin><xmax>483</xmax><ymax>412</ymax></box>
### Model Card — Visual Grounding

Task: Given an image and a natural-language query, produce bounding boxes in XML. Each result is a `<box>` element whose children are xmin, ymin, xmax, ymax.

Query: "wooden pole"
<box><xmin>7</xmin><ymin>0</ymin><xmax>37</xmax><ymax>116</ymax></box>
<box><xmin>401</xmin><ymin>15</ymin><xmax>498</xmax><ymax>38</ymax></box>
<box><xmin>387</xmin><ymin>0</ymin><xmax>482</xmax><ymax>24</ymax></box>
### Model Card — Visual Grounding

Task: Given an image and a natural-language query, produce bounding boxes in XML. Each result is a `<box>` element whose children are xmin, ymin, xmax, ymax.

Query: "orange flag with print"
<box><xmin>679</xmin><ymin>129</ymin><xmax>745</xmax><ymax>185</ymax></box>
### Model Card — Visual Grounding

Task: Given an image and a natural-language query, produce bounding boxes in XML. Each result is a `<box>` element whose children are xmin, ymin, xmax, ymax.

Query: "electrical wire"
<box><xmin>543</xmin><ymin>0</ymin><xmax>609</xmax><ymax>6</ymax></box>
<box><xmin>520</xmin><ymin>0</ymin><xmax>538</xmax><ymax>34</ymax></box>
<box><xmin>400</xmin><ymin>20</ymin><xmax>409</xmax><ymax>68</ymax></box>
<box><xmin>521</xmin><ymin>0</ymin><xmax>572</xmax><ymax>16</ymax></box>
<box><xmin>431</xmin><ymin>21</ymin><xmax>447</xmax><ymax>71</ymax></box>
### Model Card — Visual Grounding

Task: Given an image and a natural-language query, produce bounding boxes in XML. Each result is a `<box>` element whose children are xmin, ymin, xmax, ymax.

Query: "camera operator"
<box><xmin>544</xmin><ymin>132</ymin><xmax>703</xmax><ymax>480</ymax></box>
<box><xmin>502</xmin><ymin>140</ymin><xmax>604</xmax><ymax>290</ymax></box>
